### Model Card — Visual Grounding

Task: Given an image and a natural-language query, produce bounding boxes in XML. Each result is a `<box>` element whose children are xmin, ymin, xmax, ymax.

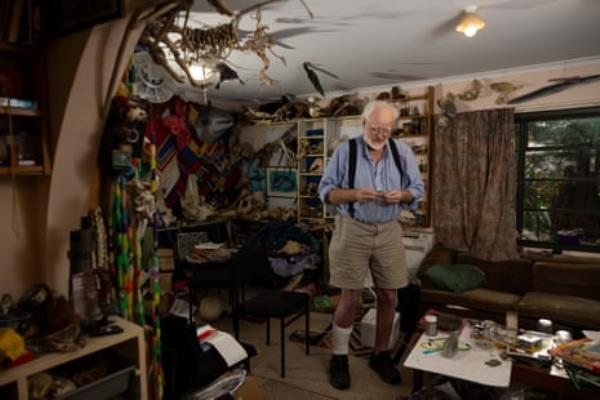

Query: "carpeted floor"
<box><xmin>261</xmin><ymin>377</ymin><xmax>336</xmax><ymax>400</ymax></box>
<box><xmin>216</xmin><ymin>311</ymin><xmax>414</xmax><ymax>400</ymax></box>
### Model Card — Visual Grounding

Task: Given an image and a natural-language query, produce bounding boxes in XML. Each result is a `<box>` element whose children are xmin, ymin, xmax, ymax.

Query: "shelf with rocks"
<box><xmin>296</xmin><ymin>119</ymin><xmax>332</xmax><ymax>222</ymax></box>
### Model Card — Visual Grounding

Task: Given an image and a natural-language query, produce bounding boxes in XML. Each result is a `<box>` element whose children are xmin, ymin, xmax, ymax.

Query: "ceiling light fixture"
<box><xmin>456</xmin><ymin>6</ymin><xmax>485</xmax><ymax>38</ymax></box>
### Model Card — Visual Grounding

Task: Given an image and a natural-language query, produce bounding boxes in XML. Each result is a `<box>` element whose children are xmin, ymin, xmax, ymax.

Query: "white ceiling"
<box><xmin>187</xmin><ymin>0</ymin><xmax>600</xmax><ymax>103</ymax></box>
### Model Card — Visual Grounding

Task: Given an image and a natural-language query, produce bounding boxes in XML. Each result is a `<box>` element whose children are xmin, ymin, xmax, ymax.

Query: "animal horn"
<box><xmin>207</xmin><ymin>0</ymin><xmax>236</xmax><ymax>16</ymax></box>
<box><xmin>236</xmin><ymin>0</ymin><xmax>286</xmax><ymax>21</ymax></box>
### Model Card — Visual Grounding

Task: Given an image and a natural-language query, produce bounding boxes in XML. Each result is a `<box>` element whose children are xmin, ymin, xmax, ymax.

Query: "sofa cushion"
<box><xmin>518</xmin><ymin>292</ymin><xmax>600</xmax><ymax>329</ymax></box>
<box><xmin>456</xmin><ymin>253</ymin><xmax>532</xmax><ymax>295</ymax></box>
<box><xmin>421</xmin><ymin>288</ymin><xmax>521</xmax><ymax>313</ymax></box>
<box><xmin>417</xmin><ymin>244</ymin><xmax>457</xmax><ymax>289</ymax></box>
<box><xmin>532</xmin><ymin>262</ymin><xmax>600</xmax><ymax>301</ymax></box>
<box><xmin>425</xmin><ymin>264</ymin><xmax>487</xmax><ymax>293</ymax></box>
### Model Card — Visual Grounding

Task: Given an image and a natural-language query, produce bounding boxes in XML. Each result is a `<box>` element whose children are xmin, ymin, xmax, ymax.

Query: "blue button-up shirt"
<box><xmin>318</xmin><ymin>136</ymin><xmax>424</xmax><ymax>224</ymax></box>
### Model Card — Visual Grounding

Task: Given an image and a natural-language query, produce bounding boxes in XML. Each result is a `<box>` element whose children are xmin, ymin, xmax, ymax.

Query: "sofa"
<box><xmin>416</xmin><ymin>244</ymin><xmax>600</xmax><ymax>332</ymax></box>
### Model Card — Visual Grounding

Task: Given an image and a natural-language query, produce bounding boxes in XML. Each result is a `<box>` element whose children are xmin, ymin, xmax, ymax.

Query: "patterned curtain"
<box><xmin>433</xmin><ymin>108</ymin><xmax>518</xmax><ymax>261</ymax></box>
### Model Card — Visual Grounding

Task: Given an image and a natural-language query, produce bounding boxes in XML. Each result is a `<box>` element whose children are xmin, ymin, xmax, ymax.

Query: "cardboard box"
<box><xmin>157</xmin><ymin>248</ymin><xmax>175</xmax><ymax>271</ymax></box>
<box><xmin>361</xmin><ymin>308</ymin><xmax>400</xmax><ymax>349</ymax></box>
<box><xmin>234</xmin><ymin>375</ymin><xmax>263</xmax><ymax>400</ymax></box>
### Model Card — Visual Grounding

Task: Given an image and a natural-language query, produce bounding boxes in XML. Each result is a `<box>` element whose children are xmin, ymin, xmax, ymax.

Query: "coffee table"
<box><xmin>403</xmin><ymin>324</ymin><xmax>512</xmax><ymax>388</ymax></box>
<box><xmin>511</xmin><ymin>361</ymin><xmax>599</xmax><ymax>400</ymax></box>
<box><xmin>404</xmin><ymin>325</ymin><xmax>599</xmax><ymax>399</ymax></box>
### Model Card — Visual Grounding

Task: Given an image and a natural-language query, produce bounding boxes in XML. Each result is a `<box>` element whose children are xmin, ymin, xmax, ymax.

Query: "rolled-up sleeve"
<box><xmin>318</xmin><ymin>142</ymin><xmax>347</xmax><ymax>203</ymax></box>
<box><xmin>400</xmin><ymin>144</ymin><xmax>425</xmax><ymax>210</ymax></box>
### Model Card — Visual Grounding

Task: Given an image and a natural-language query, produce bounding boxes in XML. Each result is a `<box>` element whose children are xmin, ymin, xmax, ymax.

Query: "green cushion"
<box><xmin>425</xmin><ymin>264</ymin><xmax>487</xmax><ymax>293</ymax></box>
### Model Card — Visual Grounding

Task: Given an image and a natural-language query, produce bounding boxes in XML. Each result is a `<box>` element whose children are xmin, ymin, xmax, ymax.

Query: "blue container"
<box><xmin>305</xmin><ymin>128</ymin><xmax>323</xmax><ymax>137</ymax></box>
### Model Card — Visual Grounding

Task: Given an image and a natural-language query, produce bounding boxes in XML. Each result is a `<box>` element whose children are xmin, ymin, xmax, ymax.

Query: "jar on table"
<box><xmin>425</xmin><ymin>315</ymin><xmax>438</xmax><ymax>336</ymax></box>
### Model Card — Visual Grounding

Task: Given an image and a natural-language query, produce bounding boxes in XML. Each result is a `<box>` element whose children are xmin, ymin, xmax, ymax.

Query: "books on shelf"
<box><xmin>0</xmin><ymin>97</ymin><xmax>38</xmax><ymax>110</ymax></box>
<box><xmin>1</xmin><ymin>0</ymin><xmax>41</xmax><ymax>44</ymax></box>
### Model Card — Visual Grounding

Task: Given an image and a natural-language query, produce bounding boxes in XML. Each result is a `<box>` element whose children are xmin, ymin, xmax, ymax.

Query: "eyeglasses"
<box><xmin>365</xmin><ymin>119</ymin><xmax>393</xmax><ymax>136</ymax></box>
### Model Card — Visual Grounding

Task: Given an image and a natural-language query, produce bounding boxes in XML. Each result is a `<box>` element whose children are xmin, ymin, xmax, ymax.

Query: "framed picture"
<box><xmin>45</xmin><ymin>0</ymin><xmax>125</xmax><ymax>35</ymax></box>
<box><xmin>267</xmin><ymin>167</ymin><xmax>297</xmax><ymax>198</ymax></box>
<box><xmin>247</xmin><ymin>160</ymin><xmax>266</xmax><ymax>193</ymax></box>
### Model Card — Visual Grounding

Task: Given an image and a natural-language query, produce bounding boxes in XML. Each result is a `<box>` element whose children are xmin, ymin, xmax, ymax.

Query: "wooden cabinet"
<box><xmin>0</xmin><ymin>317</ymin><xmax>148</xmax><ymax>400</ymax></box>
<box><xmin>0</xmin><ymin>43</ymin><xmax>51</xmax><ymax>176</ymax></box>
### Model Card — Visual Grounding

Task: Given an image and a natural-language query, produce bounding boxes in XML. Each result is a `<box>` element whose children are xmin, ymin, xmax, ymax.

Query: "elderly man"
<box><xmin>318</xmin><ymin>100</ymin><xmax>424</xmax><ymax>390</ymax></box>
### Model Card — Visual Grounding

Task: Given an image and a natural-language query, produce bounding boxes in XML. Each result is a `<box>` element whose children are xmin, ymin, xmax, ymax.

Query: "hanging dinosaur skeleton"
<box><xmin>138</xmin><ymin>0</ymin><xmax>314</xmax><ymax>88</ymax></box>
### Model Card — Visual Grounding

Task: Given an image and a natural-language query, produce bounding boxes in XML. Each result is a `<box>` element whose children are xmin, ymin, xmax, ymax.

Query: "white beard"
<box><xmin>364</xmin><ymin>135</ymin><xmax>386</xmax><ymax>151</ymax></box>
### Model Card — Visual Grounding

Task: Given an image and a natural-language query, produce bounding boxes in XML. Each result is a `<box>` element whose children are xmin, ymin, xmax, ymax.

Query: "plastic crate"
<box><xmin>58</xmin><ymin>365</ymin><xmax>135</xmax><ymax>400</ymax></box>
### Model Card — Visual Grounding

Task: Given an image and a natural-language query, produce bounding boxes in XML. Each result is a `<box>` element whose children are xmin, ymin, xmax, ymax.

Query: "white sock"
<box><xmin>331</xmin><ymin>322</ymin><xmax>353</xmax><ymax>355</ymax></box>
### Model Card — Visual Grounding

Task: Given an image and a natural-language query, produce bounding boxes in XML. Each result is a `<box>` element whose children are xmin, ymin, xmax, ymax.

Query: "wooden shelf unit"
<box><xmin>0</xmin><ymin>165</ymin><xmax>45</xmax><ymax>176</ymax></box>
<box><xmin>296</xmin><ymin>118</ymin><xmax>330</xmax><ymax>221</ymax></box>
<box><xmin>0</xmin><ymin>43</ymin><xmax>37</xmax><ymax>55</ymax></box>
<box><xmin>0</xmin><ymin>108</ymin><xmax>41</xmax><ymax>117</ymax></box>
<box><xmin>0</xmin><ymin>317</ymin><xmax>148</xmax><ymax>400</ymax></box>
<box><xmin>393</xmin><ymin>86</ymin><xmax>435</xmax><ymax>227</ymax></box>
<box><xmin>0</xmin><ymin>43</ymin><xmax>51</xmax><ymax>176</ymax></box>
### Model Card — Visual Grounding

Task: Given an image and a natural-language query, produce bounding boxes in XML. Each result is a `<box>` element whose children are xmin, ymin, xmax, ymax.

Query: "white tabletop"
<box><xmin>403</xmin><ymin>325</ymin><xmax>512</xmax><ymax>387</ymax></box>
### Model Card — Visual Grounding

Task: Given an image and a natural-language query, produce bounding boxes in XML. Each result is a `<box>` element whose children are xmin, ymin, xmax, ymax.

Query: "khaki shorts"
<box><xmin>328</xmin><ymin>215</ymin><xmax>408</xmax><ymax>290</ymax></box>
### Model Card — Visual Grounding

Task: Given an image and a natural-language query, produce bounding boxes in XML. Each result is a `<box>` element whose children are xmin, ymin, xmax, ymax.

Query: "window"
<box><xmin>515</xmin><ymin>108</ymin><xmax>600</xmax><ymax>252</ymax></box>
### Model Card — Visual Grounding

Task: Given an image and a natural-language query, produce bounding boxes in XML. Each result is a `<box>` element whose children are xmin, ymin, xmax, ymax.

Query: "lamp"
<box><xmin>189</xmin><ymin>63</ymin><xmax>218</xmax><ymax>84</ymax></box>
<box><xmin>456</xmin><ymin>6</ymin><xmax>485</xmax><ymax>38</ymax></box>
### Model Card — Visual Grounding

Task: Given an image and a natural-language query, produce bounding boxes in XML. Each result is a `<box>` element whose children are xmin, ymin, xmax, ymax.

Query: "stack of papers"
<box><xmin>197</xmin><ymin>325</ymin><xmax>247</xmax><ymax>367</ymax></box>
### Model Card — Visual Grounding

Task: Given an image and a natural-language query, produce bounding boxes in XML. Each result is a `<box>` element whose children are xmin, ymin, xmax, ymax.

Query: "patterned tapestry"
<box><xmin>147</xmin><ymin>96</ymin><xmax>242</xmax><ymax>211</ymax></box>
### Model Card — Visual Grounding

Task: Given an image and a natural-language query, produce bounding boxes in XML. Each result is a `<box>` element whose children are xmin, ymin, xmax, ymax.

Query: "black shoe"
<box><xmin>329</xmin><ymin>355</ymin><xmax>350</xmax><ymax>390</ymax></box>
<box><xmin>369</xmin><ymin>351</ymin><xmax>402</xmax><ymax>385</ymax></box>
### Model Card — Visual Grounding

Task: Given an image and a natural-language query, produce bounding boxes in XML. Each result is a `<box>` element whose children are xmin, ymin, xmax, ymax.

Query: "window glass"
<box><xmin>516</xmin><ymin>111</ymin><xmax>600</xmax><ymax>251</ymax></box>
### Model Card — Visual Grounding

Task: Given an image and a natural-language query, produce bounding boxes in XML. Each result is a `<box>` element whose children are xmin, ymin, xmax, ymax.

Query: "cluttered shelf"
<box><xmin>262</xmin><ymin>114</ymin><xmax>428</xmax><ymax>126</ymax></box>
<box><xmin>0</xmin><ymin>39</ymin><xmax>51</xmax><ymax>176</ymax></box>
<box><xmin>0</xmin><ymin>42</ymin><xmax>37</xmax><ymax>55</ymax></box>
<box><xmin>394</xmin><ymin>133</ymin><xmax>429</xmax><ymax>139</ymax></box>
<box><xmin>299</xmin><ymin>135</ymin><xmax>324</xmax><ymax>139</ymax></box>
<box><xmin>0</xmin><ymin>165</ymin><xmax>45</xmax><ymax>175</ymax></box>
<box><xmin>0</xmin><ymin>107</ymin><xmax>40</xmax><ymax>117</ymax></box>
<box><xmin>0</xmin><ymin>316</ymin><xmax>147</xmax><ymax>400</ymax></box>
<box><xmin>334</xmin><ymin>114</ymin><xmax>427</xmax><ymax>123</ymax></box>
<box><xmin>299</xmin><ymin>172</ymin><xmax>323</xmax><ymax>176</ymax></box>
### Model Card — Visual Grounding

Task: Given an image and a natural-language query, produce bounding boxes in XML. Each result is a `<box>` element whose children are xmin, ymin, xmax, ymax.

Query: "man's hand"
<box><xmin>383</xmin><ymin>190</ymin><xmax>412</xmax><ymax>204</ymax></box>
<box><xmin>355</xmin><ymin>188</ymin><xmax>378</xmax><ymax>203</ymax></box>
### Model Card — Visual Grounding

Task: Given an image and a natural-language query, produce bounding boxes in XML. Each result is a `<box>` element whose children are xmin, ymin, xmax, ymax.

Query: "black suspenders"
<box><xmin>348</xmin><ymin>139</ymin><xmax>358</xmax><ymax>217</ymax></box>
<box><xmin>346</xmin><ymin>138</ymin><xmax>409</xmax><ymax>218</ymax></box>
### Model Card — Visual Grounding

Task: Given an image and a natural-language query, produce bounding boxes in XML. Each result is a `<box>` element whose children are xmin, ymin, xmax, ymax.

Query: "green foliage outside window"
<box><xmin>516</xmin><ymin>111</ymin><xmax>600</xmax><ymax>251</ymax></box>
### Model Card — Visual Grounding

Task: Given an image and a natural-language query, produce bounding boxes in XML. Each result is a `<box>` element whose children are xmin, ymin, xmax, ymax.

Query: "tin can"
<box><xmin>537</xmin><ymin>318</ymin><xmax>553</xmax><ymax>334</ymax></box>
<box><xmin>425</xmin><ymin>315</ymin><xmax>438</xmax><ymax>336</ymax></box>
<box><xmin>555</xmin><ymin>330</ymin><xmax>572</xmax><ymax>344</ymax></box>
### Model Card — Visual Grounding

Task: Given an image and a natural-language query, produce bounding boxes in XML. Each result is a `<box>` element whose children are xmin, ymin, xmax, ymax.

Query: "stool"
<box><xmin>234</xmin><ymin>291</ymin><xmax>310</xmax><ymax>378</ymax></box>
